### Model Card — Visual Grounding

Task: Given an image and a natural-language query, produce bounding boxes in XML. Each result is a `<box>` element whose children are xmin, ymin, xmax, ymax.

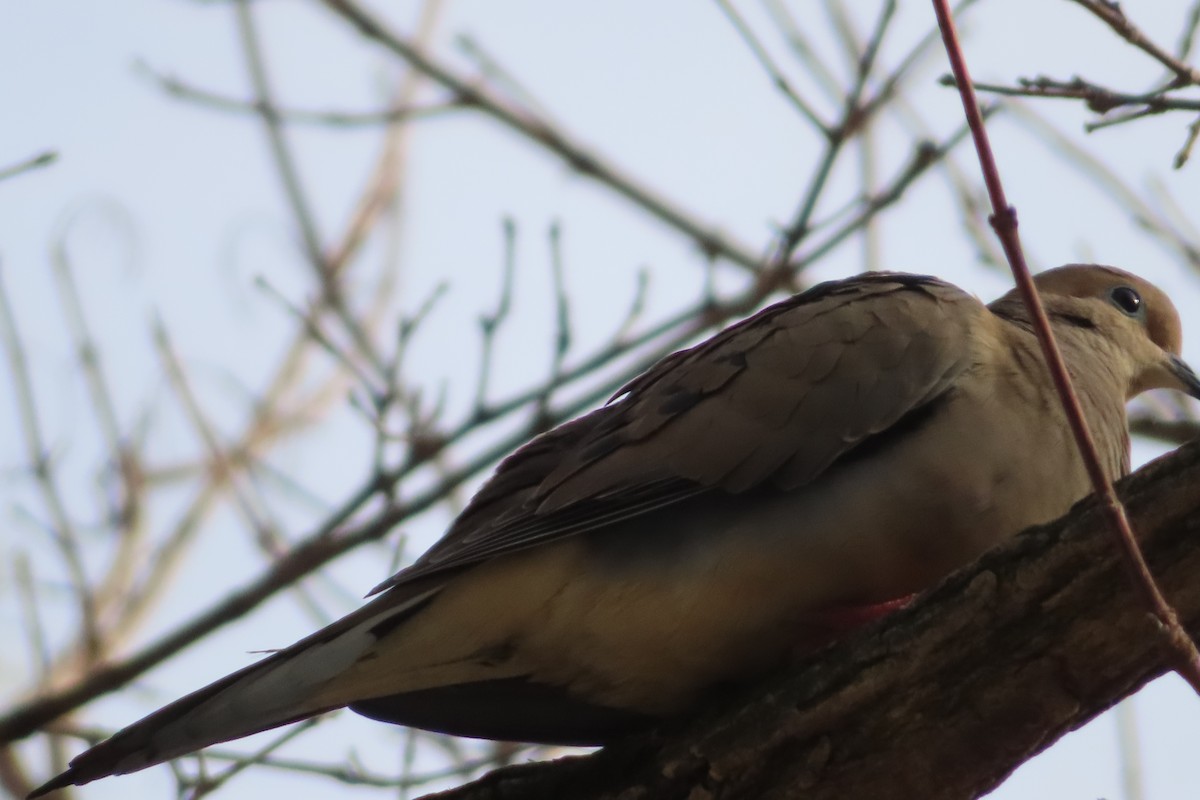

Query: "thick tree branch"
<box><xmin>425</xmin><ymin>440</ymin><xmax>1200</xmax><ymax>800</ymax></box>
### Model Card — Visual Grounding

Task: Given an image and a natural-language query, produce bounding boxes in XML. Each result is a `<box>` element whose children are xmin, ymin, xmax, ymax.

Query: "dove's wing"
<box><xmin>376</xmin><ymin>272</ymin><xmax>982</xmax><ymax>593</ymax></box>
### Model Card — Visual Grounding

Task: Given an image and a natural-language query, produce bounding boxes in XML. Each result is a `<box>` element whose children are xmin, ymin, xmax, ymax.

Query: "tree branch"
<box><xmin>424</xmin><ymin>440</ymin><xmax>1200</xmax><ymax>800</ymax></box>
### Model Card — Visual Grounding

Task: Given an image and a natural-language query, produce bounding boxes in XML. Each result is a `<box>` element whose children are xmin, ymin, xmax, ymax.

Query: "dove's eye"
<box><xmin>1109</xmin><ymin>286</ymin><xmax>1143</xmax><ymax>317</ymax></box>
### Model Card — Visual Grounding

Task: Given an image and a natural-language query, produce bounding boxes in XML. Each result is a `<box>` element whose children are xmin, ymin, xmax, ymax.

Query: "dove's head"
<box><xmin>1000</xmin><ymin>264</ymin><xmax>1200</xmax><ymax>401</ymax></box>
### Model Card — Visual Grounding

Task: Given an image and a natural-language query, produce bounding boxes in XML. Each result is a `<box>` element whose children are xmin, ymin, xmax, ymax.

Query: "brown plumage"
<box><xmin>31</xmin><ymin>265</ymin><xmax>1200</xmax><ymax>797</ymax></box>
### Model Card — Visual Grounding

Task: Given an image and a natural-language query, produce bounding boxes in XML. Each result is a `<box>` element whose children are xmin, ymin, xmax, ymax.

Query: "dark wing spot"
<box><xmin>471</xmin><ymin>638</ymin><xmax>518</xmax><ymax>667</ymax></box>
<box><xmin>580</xmin><ymin>436</ymin><xmax>623</xmax><ymax>462</ymax></box>
<box><xmin>716</xmin><ymin>349</ymin><xmax>749</xmax><ymax>368</ymax></box>
<box><xmin>658</xmin><ymin>385</ymin><xmax>704</xmax><ymax>414</ymax></box>
<box><xmin>831</xmin><ymin>388</ymin><xmax>954</xmax><ymax>469</ymax></box>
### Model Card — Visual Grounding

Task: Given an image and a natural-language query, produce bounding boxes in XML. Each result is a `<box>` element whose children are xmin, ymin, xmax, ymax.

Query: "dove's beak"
<box><xmin>1169</xmin><ymin>355</ymin><xmax>1200</xmax><ymax>400</ymax></box>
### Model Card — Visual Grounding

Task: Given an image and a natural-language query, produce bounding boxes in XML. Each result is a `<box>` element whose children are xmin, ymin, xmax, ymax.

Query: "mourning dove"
<box><xmin>31</xmin><ymin>264</ymin><xmax>1200</xmax><ymax>796</ymax></box>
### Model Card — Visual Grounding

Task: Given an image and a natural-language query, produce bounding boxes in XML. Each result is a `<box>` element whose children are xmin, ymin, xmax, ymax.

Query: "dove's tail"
<box><xmin>29</xmin><ymin>586</ymin><xmax>441</xmax><ymax>798</ymax></box>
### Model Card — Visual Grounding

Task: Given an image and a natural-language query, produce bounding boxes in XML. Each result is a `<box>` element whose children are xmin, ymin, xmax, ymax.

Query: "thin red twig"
<box><xmin>931</xmin><ymin>0</ymin><xmax>1200</xmax><ymax>693</ymax></box>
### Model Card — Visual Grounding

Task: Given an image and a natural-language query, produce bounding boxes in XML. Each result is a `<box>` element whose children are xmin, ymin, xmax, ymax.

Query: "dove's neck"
<box><xmin>1051</xmin><ymin>326</ymin><xmax>1134</xmax><ymax>478</ymax></box>
<box><xmin>989</xmin><ymin>312</ymin><xmax>1132</xmax><ymax>480</ymax></box>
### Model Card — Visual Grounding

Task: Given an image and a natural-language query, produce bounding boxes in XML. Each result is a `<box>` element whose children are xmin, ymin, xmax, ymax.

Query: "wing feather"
<box><xmin>371</xmin><ymin>273</ymin><xmax>983</xmax><ymax>595</ymax></box>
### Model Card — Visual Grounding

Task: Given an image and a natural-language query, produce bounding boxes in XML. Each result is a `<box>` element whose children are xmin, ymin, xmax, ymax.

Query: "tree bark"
<box><xmin>425</xmin><ymin>439</ymin><xmax>1200</xmax><ymax>800</ymax></box>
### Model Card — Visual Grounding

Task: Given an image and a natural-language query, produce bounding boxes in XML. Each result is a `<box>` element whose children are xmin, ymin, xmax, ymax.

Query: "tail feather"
<box><xmin>30</xmin><ymin>586</ymin><xmax>441</xmax><ymax>798</ymax></box>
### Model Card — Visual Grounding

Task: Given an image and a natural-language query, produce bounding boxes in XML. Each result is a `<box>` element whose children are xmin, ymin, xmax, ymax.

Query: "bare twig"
<box><xmin>151</xmin><ymin>319</ymin><xmax>282</xmax><ymax>557</ymax></box>
<box><xmin>799</xmin><ymin>119</ymin><xmax>980</xmax><ymax>265</ymax></box>
<box><xmin>958</xmin><ymin>75</ymin><xmax>1200</xmax><ymax>114</ymax></box>
<box><xmin>932</xmin><ymin>0</ymin><xmax>1200</xmax><ymax>693</ymax></box>
<box><xmin>0</xmin><ymin>150</ymin><xmax>57</xmax><ymax>183</ymax></box>
<box><xmin>454</xmin><ymin>35</ymin><xmax>558</xmax><ymax>123</ymax></box>
<box><xmin>610</xmin><ymin>268</ymin><xmax>650</xmax><ymax>346</ymax></box>
<box><xmin>319</xmin><ymin>0</ymin><xmax>766</xmax><ymax>273</ymax></box>
<box><xmin>1068</xmin><ymin>0</ymin><xmax>1200</xmax><ymax>86</ymax></box>
<box><xmin>50</xmin><ymin>239</ymin><xmax>148</xmax><ymax>639</ymax></box>
<box><xmin>473</xmin><ymin>218</ymin><xmax>518</xmax><ymax>413</ymax></box>
<box><xmin>768</xmin><ymin>0</ymin><xmax>897</xmax><ymax>272</ymax></box>
<box><xmin>713</xmin><ymin>0</ymin><xmax>827</xmax><ymax>132</ymax></box>
<box><xmin>141</xmin><ymin>61</ymin><xmax>461</xmax><ymax>127</ymax></box>
<box><xmin>538</xmin><ymin>221</ymin><xmax>573</xmax><ymax>422</ymax></box>
<box><xmin>1008</xmin><ymin>102</ymin><xmax>1200</xmax><ymax>270</ymax></box>
<box><xmin>233</xmin><ymin>0</ymin><xmax>388</xmax><ymax>381</ymax></box>
<box><xmin>762</xmin><ymin>0</ymin><xmax>845</xmax><ymax>103</ymax></box>
<box><xmin>255</xmin><ymin>277</ymin><xmax>381</xmax><ymax>396</ymax></box>
<box><xmin>14</xmin><ymin>555</ymin><xmax>51</xmax><ymax>681</ymax></box>
<box><xmin>1176</xmin><ymin>113</ymin><xmax>1200</xmax><ymax>168</ymax></box>
<box><xmin>1180</xmin><ymin>0</ymin><xmax>1200</xmax><ymax>62</ymax></box>
<box><xmin>0</xmin><ymin>262</ymin><xmax>100</xmax><ymax>657</ymax></box>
